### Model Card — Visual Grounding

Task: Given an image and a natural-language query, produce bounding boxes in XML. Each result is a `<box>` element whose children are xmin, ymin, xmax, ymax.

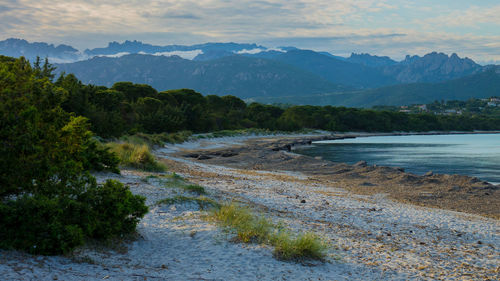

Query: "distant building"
<box><xmin>444</xmin><ymin>109</ymin><xmax>457</xmax><ymax>114</ymax></box>
<box><xmin>487</xmin><ymin>102</ymin><xmax>498</xmax><ymax>107</ymax></box>
<box><xmin>400</xmin><ymin>105</ymin><xmax>408</xmax><ymax>109</ymax></box>
<box><xmin>399</xmin><ymin>109</ymin><xmax>411</xmax><ymax>113</ymax></box>
<box><xmin>417</xmin><ymin>104</ymin><xmax>427</xmax><ymax>111</ymax></box>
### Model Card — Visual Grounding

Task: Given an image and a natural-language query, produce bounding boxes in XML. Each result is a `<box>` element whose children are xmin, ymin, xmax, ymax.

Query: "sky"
<box><xmin>1</xmin><ymin>0</ymin><xmax>499</xmax><ymax>63</ymax></box>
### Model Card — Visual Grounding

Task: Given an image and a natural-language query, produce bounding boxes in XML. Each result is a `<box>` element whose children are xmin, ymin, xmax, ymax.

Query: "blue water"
<box><xmin>295</xmin><ymin>134</ymin><xmax>500</xmax><ymax>184</ymax></box>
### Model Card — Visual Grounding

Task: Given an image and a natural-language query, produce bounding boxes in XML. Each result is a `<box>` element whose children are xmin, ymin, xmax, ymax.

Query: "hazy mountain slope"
<box><xmin>383</xmin><ymin>52</ymin><xmax>483</xmax><ymax>83</ymax></box>
<box><xmin>250</xmin><ymin>66</ymin><xmax>500</xmax><ymax>107</ymax></box>
<box><xmin>345</xmin><ymin>53</ymin><xmax>397</xmax><ymax>67</ymax></box>
<box><xmin>84</xmin><ymin>40</ymin><xmax>263</xmax><ymax>57</ymax></box>
<box><xmin>271</xmin><ymin>50</ymin><xmax>397</xmax><ymax>88</ymax></box>
<box><xmin>56</xmin><ymin>54</ymin><xmax>344</xmax><ymax>98</ymax></box>
<box><xmin>0</xmin><ymin>38</ymin><xmax>81</xmax><ymax>63</ymax></box>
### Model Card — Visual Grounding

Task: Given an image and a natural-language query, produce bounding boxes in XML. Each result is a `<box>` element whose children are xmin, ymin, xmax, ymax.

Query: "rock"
<box><xmin>300</xmin><ymin>199</ymin><xmax>306</xmax><ymax>203</ymax></box>
<box><xmin>424</xmin><ymin>171</ymin><xmax>434</xmax><ymax>177</ymax></box>
<box><xmin>353</xmin><ymin>160</ymin><xmax>367</xmax><ymax>167</ymax></box>
<box><xmin>395</xmin><ymin>167</ymin><xmax>405</xmax><ymax>172</ymax></box>
<box><xmin>183</xmin><ymin>153</ymin><xmax>199</xmax><ymax>158</ymax></box>
<box><xmin>197</xmin><ymin>155</ymin><xmax>212</xmax><ymax>160</ymax></box>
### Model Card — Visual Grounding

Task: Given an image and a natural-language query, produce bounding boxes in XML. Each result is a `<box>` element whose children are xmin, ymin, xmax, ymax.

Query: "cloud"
<box><xmin>148</xmin><ymin>50</ymin><xmax>203</xmax><ymax>60</ymax></box>
<box><xmin>0</xmin><ymin>0</ymin><xmax>499</xmax><ymax>62</ymax></box>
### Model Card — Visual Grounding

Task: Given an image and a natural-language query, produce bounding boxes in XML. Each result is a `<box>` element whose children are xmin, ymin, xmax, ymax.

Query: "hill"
<box><xmin>251</xmin><ymin>66</ymin><xmax>500</xmax><ymax>107</ymax></box>
<box><xmin>55</xmin><ymin>54</ymin><xmax>345</xmax><ymax>98</ymax></box>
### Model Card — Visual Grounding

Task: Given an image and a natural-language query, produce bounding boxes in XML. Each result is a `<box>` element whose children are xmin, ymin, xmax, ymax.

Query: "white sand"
<box><xmin>1</xmin><ymin>139</ymin><xmax>499</xmax><ymax>280</ymax></box>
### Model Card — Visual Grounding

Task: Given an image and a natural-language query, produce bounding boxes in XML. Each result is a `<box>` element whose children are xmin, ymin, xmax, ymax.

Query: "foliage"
<box><xmin>0</xmin><ymin>180</ymin><xmax>147</xmax><ymax>255</ymax></box>
<box><xmin>51</xmin><ymin>72</ymin><xmax>500</xmax><ymax>137</ymax></box>
<box><xmin>0</xmin><ymin>56</ymin><xmax>147</xmax><ymax>255</ymax></box>
<box><xmin>106</xmin><ymin>142</ymin><xmax>166</xmax><ymax>172</ymax></box>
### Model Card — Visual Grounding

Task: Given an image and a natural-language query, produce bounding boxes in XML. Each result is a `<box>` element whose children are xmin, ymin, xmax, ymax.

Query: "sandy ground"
<box><xmin>1</xmin><ymin>134</ymin><xmax>499</xmax><ymax>280</ymax></box>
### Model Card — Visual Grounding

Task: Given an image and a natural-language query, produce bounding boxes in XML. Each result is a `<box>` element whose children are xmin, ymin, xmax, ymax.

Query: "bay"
<box><xmin>295</xmin><ymin>133</ymin><xmax>500</xmax><ymax>184</ymax></box>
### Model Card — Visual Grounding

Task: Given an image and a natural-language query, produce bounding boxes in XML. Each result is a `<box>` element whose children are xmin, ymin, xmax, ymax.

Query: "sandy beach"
<box><xmin>1</xmin><ymin>134</ymin><xmax>499</xmax><ymax>280</ymax></box>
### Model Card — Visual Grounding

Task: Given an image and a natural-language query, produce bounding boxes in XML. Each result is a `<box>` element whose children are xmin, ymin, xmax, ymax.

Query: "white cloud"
<box><xmin>150</xmin><ymin>50</ymin><xmax>203</xmax><ymax>60</ymax></box>
<box><xmin>97</xmin><ymin>52</ymin><xmax>130</xmax><ymax>58</ymax></box>
<box><xmin>236</xmin><ymin>48</ymin><xmax>266</xmax><ymax>54</ymax></box>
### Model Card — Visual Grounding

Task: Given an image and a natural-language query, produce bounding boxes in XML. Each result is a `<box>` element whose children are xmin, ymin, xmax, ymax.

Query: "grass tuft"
<box><xmin>271</xmin><ymin>231</ymin><xmax>327</xmax><ymax>261</ymax></box>
<box><xmin>182</xmin><ymin>184</ymin><xmax>206</xmax><ymax>195</ymax></box>
<box><xmin>107</xmin><ymin>142</ymin><xmax>166</xmax><ymax>172</ymax></box>
<box><xmin>211</xmin><ymin>203</ymin><xmax>272</xmax><ymax>243</ymax></box>
<box><xmin>157</xmin><ymin>196</ymin><xmax>219</xmax><ymax>210</ymax></box>
<box><xmin>209</xmin><ymin>203</ymin><xmax>328</xmax><ymax>261</ymax></box>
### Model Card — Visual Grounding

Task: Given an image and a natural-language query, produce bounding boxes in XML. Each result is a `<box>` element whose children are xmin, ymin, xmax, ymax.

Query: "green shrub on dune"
<box><xmin>0</xmin><ymin>56</ymin><xmax>148</xmax><ymax>255</ymax></box>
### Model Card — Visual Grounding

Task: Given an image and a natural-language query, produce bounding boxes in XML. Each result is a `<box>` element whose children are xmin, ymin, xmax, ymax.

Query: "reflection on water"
<box><xmin>295</xmin><ymin>134</ymin><xmax>500</xmax><ymax>184</ymax></box>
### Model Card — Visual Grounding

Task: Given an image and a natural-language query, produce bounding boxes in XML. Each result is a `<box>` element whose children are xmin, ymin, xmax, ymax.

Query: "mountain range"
<box><xmin>1</xmin><ymin>38</ymin><xmax>498</xmax><ymax>107</ymax></box>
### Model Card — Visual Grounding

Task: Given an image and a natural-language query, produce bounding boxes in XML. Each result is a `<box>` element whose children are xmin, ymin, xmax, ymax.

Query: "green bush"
<box><xmin>0</xmin><ymin>56</ymin><xmax>148</xmax><ymax>255</ymax></box>
<box><xmin>107</xmin><ymin>142</ymin><xmax>166</xmax><ymax>172</ymax></box>
<box><xmin>0</xmin><ymin>180</ymin><xmax>147</xmax><ymax>255</ymax></box>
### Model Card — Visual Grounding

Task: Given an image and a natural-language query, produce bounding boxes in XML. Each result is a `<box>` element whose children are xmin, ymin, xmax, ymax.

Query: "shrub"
<box><xmin>0</xmin><ymin>56</ymin><xmax>148</xmax><ymax>255</ymax></box>
<box><xmin>107</xmin><ymin>142</ymin><xmax>166</xmax><ymax>172</ymax></box>
<box><xmin>0</xmin><ymin>180</ymin><xmax>148</xmax><ymax>255</ymax></box>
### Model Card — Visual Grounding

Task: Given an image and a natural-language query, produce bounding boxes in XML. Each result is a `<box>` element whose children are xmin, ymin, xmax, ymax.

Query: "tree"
<box><xmin>0</xmin><ymin>56</ymin><xmax>147</xmax><ymax>255</ymax></box>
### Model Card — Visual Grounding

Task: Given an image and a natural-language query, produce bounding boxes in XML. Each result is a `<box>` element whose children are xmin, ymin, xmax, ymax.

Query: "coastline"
<box><xmin>169</xmin><ymin>133</ymin><xmax>499</xmax><ymax>219</ymax></box>
<box><xmin>2</xmin><ymin>133</ymin><xmax>498</xmax><ymax>280</ymax></box>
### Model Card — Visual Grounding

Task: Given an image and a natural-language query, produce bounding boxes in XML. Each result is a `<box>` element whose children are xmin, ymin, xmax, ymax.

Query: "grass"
<box><xmin>182</xmin><ymin>184</ymin><xmax>206</xmax><ymax>195</ymax></box>
<box><xmin>271</xmin><ymin>231</ymin><xmax>327</xmax><ymax>261</ymax></box>
<box><xmin>106</xmin><ymin>142</ymin><xmax>166</xmax><ymax>172</ymax></box>
<box><xmin>211</xmin><ymin>203</ymin><xmax>272</xmax><ymax>243</ymax></box>
<box><xmin>157</xmin><ymin>196</ymin><xmax>219</xmax><ymax>210</ymax></box>
<box><xmin>159</xmin><ymin>173</ymin><xmax>206</xmax><ymax>195</ymax></box>
<box><xmin>209</xmin><ymin>203</ymin><xmax>327</xmax><ymax>261</ymax></box>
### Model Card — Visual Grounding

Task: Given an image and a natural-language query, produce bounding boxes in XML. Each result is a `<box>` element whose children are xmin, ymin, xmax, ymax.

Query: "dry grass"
<box><xmin>107</xmin><ymin>142</ymin><xmax>166</xmax><ymax>172</ymax></box>
<box><xmin>209</xmin><ymin>203</ymin><xmax>327</xmax><ymax>261</ymax></box>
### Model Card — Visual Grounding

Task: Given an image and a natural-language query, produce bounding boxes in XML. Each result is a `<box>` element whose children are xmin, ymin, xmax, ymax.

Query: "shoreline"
<box><xmin>169</xmin><ymin>133</ymin><xmax>499</xmax><ymax>219</ymax></box>
<box><xmin>2</xmin><ymin>134</ymin><xmax>498</xmax><ymax>280</ymax></box>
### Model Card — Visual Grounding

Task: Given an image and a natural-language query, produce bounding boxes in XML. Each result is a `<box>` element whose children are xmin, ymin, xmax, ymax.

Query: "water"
<box><xmin>295</xmin><ymin>134</ymin><xmax>500</xmax><ymax>184</ymax></box>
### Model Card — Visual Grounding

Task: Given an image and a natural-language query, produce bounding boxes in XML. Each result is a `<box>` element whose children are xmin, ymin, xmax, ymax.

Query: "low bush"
<box><xmin>0</xmin><ymin>180</ymin><xmax>148</xmax><ymax>255</ymax></box>
<box><xmin>107</xmin><ymin>142</ymin><xmax>166</xmax><ymax>172</ymax></box>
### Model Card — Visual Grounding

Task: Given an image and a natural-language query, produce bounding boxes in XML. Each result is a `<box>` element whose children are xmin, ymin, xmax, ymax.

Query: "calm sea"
<box><xmin>294</xmin><ymin>133</ymin><xmax>500</xmax><ymax>184</ymax></box>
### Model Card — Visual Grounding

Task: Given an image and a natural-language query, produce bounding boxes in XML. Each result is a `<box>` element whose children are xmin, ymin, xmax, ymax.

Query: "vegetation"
<box><xmin>210</xmin><ymin>203</ymin><xmax>327</xmax><ymax>261</ymax></box>
<box><xmin>106</xmin><ymin>142</ymin><xmax>166</xmax><ymax>172</ymax></box>
<box><xmin>49</xmin><ymin>71</ymin><xmax>500</xmax><ymax>137</ymax></box>
<box><xmin>157</xmin><ymin>196</ymin><xmax>219</xmax><ymax>210</ymax></box>
<box><xmin>373</xmin><ymin>97</ymin><xmax>500</xmax><ymax>117</ymax></box>
<box><xmin>0</xmin><ymin>55</ymin><xmax>148</xmax><ymax>255</ymax></box>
